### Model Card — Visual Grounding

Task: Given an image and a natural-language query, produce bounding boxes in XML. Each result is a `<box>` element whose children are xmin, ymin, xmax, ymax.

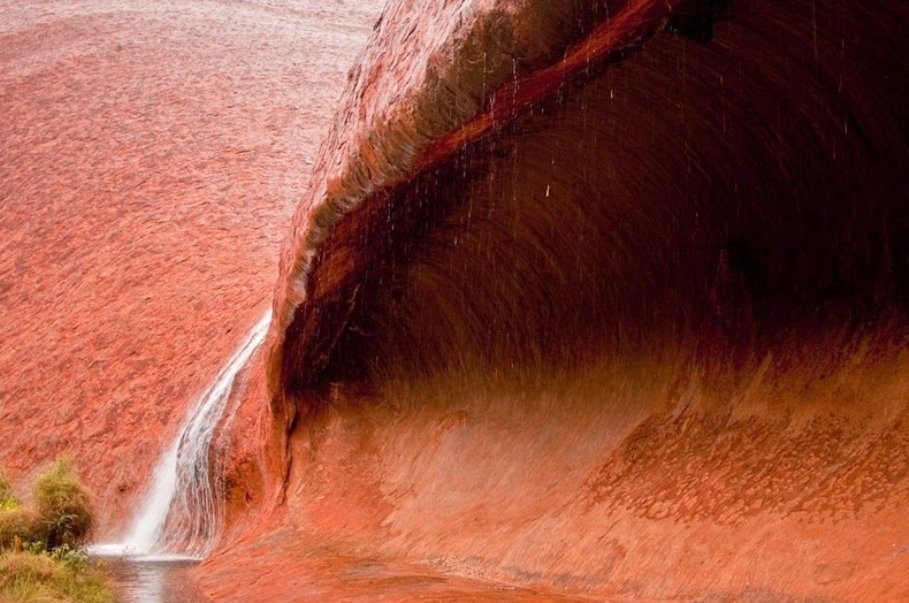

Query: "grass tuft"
<box><xmin>0</xmin><ymin>550</ymin><xmax>113</xmax><ymax>602</ymax></box>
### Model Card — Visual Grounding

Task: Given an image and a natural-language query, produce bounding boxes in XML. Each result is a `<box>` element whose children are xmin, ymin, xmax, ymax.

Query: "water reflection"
<box><xmin>102</xmin><ymin>558</ymin><xmax>207</xmax><ymax>603</ymax></box>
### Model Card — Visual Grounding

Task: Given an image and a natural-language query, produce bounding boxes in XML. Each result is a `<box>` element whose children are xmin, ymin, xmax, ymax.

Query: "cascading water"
<box><xmin>91</xmin><ymin>311</ymin><xmax>272</xmax><ymax>560</ymax></box>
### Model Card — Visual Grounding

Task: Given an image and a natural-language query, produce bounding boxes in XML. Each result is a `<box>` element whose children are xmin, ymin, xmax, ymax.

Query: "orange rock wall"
<box><xmin>0</xmin><ymin>0</ymin><xmax>383</xmax><ymax>535</ymax></box>
<box><xmin>205</xmin><ymin>332</ymin><xmax>908</xmax><ymax>600</ymax></box>
<box><xmin>227</xmin><ymin>0</ymin><xmax>908</xmax><ymax>599</ymax></box>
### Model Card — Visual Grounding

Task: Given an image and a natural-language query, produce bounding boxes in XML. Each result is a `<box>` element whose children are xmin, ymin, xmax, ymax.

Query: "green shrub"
<box><xmin>33</xmin><ymin>458</ymin><xmax>93</xmax><ymax>550</ymax></box>
<box><xmin>0</xmin><ymin>508</ymin><xmax>41</xmax><ymax>549</ymax></box>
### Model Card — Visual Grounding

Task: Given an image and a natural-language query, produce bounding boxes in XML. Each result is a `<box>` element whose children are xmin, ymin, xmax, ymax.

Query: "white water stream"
<box><xmin>91</xmin><ymin>310</ymin><xmax>272</xmax><ymax>561</ymax></box>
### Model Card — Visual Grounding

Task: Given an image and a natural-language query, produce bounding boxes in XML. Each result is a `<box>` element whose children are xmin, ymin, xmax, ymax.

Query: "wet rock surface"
<box><xmin>250</xmin><ymin>0</ymin><xmax>907</xmax><ymax>599</ymax></box>
<box><xmin>2</xmin><ymin>0</ymin><xmax>907</xmax><ymax>600</ymax></box>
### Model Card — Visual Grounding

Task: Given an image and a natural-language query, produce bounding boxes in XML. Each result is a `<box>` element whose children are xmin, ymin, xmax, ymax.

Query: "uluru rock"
<box><xmin>2</xmin><ymin>0</ymin><xmax>906</xmax><ymax>599</ymax></box>
<box><xmin>217</xmin><ymin>0</ymin><xmax>908</xmax><ymax>599</ymax></box>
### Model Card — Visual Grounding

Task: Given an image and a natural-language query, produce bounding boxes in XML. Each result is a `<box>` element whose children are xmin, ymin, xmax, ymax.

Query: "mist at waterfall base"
<box><xmin>90</xmin><ymin>311</ymin><xmax>271</xmax><ymax>563</ymax></box>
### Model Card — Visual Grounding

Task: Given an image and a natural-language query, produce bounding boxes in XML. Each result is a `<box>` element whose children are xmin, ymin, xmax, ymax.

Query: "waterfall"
<box><xmin>91</xmin><ymin>310</ymin><xmax>272</xmax><ymax>560</ymax></box>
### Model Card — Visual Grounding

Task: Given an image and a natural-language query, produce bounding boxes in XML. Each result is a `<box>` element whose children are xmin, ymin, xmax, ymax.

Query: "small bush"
<box><xmin>0</xmin><ymin>508</ymin><xmax>41</xmax><ymax>549</ymax></box>
<box><xmin>33</xmin><ymin>458</ymin><xmax>93</xmax><ymax>550</ymax></box>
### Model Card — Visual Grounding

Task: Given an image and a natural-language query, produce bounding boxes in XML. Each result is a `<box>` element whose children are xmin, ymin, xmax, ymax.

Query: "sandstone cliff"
<box><xmin>210</xmin><ymin>0</ymin><xmax>908</xmax><ymax>599</ymax></box>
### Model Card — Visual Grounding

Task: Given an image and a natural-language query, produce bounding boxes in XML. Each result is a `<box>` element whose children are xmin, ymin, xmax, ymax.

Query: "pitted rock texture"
<box><xmin>0</xmin><ymin>0</ymin><xmax>383</xmax><ymax>535</ymax></box>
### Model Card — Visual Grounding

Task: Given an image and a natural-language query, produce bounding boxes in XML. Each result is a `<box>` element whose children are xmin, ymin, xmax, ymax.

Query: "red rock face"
<box><xmin>3</xmin><ymin>0</ymin><xmax>907</xmax><ymax>599</ymax></box>
<box><xmin>0</xmin><ymin>0</ymin><xmax>383</xmax><ymax>535</ymax></box>
<box><xmin>209</xmin><ymin>339</ymin><xmax>909</xmax><ymax>599</ymax></box>
<box><xmin>230</xmin><ymin>0</ymin><xmax>908</xmax><ymax>599</ymax></box>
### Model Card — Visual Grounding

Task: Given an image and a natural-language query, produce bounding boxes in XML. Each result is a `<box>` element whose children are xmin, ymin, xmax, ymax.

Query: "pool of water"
<box><xmin>100</xmin><ymin>557</ymin><xmax>208</xmax><ymax>603</ymax></box>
